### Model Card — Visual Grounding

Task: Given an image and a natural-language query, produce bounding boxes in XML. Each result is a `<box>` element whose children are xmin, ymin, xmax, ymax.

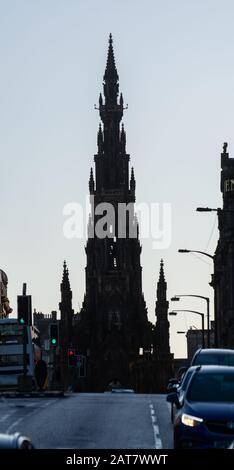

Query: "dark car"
<box><xmin>167</xmin><ymin>365</ymin><xmax>234</xmax><ymax>449</ymax></box>
<box><xmin>191</xmin><ymin>348</ymin><xmax>234</xmax><ymax>366</ymax></box>
<box><xmin>169</xmin><ymin>366</ymin><xmax>197</xmax><ymax>423</ymax></box>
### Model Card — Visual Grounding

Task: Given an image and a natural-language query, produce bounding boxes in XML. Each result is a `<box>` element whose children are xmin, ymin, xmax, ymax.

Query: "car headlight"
<box><xmin>181</xmin><ymin>413</ymin><xmax>203</xmax><ymax>427</ymax></box>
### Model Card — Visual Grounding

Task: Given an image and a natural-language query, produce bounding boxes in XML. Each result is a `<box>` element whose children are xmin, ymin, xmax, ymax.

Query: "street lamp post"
<box><xmin>195</xmin><ymin>205</ymin><xmax>234</xmax><ymax>347</ymax></box>
<box><xmin>196</xmin><ymin>207</ymin><xmax>221</xmax><ymax>213</ymax></box>
<box><xmin>178</xmin><ymin>249</ymin><xmax>215</xmax><ymax>346</ymax></box>
<box><xmin>169</xmin><ymin>309</ymin><xmax>205</xmax><ymax>348</ymax></box>
<box><xmin>171</xmin><ymin>294</ymin><xmax>210</xmax><ymax>347</ymax></box>
<box><xmin>178</xmin><ymin>249</ymin><xmax>214</xmax><ymax>260</ymax></box>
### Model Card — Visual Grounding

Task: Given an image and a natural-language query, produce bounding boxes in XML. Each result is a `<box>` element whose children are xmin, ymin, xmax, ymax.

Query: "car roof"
<box><xmin>195</xmin><ymin>365</ymin><xmax>234</xmax><ymax>373</ymax></box>
<box><xmin>182</xmin><ymin>365</ymin><xmax>198</xmax><ymax>375</ymax></box>
<box><xmin>196</xmin><ymin>348</ymin><xmax>234</xmax><ymax>355</ymax></box>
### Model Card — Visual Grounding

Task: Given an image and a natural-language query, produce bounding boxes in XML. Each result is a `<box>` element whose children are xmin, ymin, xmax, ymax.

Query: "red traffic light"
<box><xmin>68</xmin><ymin>349</ymin><xmax>75</xmax><ymax>356</ymax></box>
<box><xmin>68</xmin><ymin>349</ymin><xmax>76</xmax><ymax>367</ymax></box>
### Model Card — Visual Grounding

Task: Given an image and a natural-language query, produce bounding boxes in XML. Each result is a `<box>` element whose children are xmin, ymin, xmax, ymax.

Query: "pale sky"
<box><xmin>1</xmin><ymin>0</ymin><xmax>234</xmax><ymax>357</ymax></box>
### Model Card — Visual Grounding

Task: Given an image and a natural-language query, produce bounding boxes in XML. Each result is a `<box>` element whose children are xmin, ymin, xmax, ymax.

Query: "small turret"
<box><xmin>89</xmin><ymin>168</ymin><xmax>95</xmax><ymax>194</ymax></box>
<box><xmin>99</xmin><ymin>93</ymin><xmax>103</xmax><ymax>107</ymax></box>
<box><xmin>97</xmin><ymin>123</ymin><xmax>103</xmax><ymax>153</ymax></box>
<box><xmin>120</xmin><ymin>123</ymin><xmax>126</xmax><ymax>153</ymax></box>
<box><xmin>130</xmin><ymin>167</ymin><xmax>136</xmax><ymax>192</ymax></box>
<box><xmin>120</xmin><ymin>92</ymin><xmax>124</xmax><ymax>107</ymax></box>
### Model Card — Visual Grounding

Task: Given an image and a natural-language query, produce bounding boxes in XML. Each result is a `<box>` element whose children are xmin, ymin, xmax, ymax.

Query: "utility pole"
<box><xmin>22</xmin><ymin>283</ymin><xmax>27</xmax><ymax>381</ymax></box>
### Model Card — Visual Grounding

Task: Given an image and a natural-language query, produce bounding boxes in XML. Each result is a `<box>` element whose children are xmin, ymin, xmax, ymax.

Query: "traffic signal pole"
<box><xmin>23</xmin><ymin>324</ymin><xmax>27</xmax><ymax>380</ymax></box>
<box><xmin>22</xmin><ymin>284</ymin><xmax>27</xmax><ymax>381</ymax></box>
<box><xmin>17</xmin><ymin>283</ymin><xmax>33</xmax><ymax>392</ymax></box>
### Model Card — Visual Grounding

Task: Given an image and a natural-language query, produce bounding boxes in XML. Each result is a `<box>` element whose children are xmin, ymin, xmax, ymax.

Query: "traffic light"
<box><xmin>50</xmin><ymin>324</ymin><xmax>59</xmax><ymax>347</ymax></box>
<box><xmin>17</xmin><ymin>295</ymin><xmax>32</xmax><ymax>325</ymax></box>
<box><xmin>68</xmin><ymin>348</ymin><xmax>76</xmax><ymax>366</ymax></box>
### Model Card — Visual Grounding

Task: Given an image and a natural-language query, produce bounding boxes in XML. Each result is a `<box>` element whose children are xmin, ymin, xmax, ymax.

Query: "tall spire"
<box><xmin>94</xmin><ymin>35</ymin><xmax>131</xmax><ymax>193</ymax></box>
<box><xmin>154</xmin><ymin>259</ymin><xmax>172</xmax><ymax>387</ymax></box>
<box><xmin>103</xmin><ymin>34</ymin><xmax>119</xmax><ymax>106</ymax></box>
<box><xmin>157</xmin><ymin>259</ymin><xmax>166</xmax><ymax>301</ymax></box>
<box><xmin>62</xmin><ymin>260</ymin><xmax>70</xmax><ymax>291</ymax></box>
<box><xmin>104</xmin><ymin>33</ymin><xmax>119</xmax><ymax>83</ymax></box>
<box><xmin>159</xmin><ymin>259</ymin><xmax>165</xmax><ymax>283</ymax></box>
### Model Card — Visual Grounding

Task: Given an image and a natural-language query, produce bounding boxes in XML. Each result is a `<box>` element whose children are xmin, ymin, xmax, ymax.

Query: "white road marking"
<box><xmin>166</xmin><ymin>402</ymin><xmax>171</xmax><ymax>414</ymax></box>
<box><xmin>149</xmin><ymin>401</ymin><xmax>163</xmax><ymax>449</ymax></box>
<box><xmin>6</xmin><ymin>416</ymin><xmax>24</xmax><ymax>433</ymax></box>
<box><xmin>0</xmin><ymin>414</ymin><xmax>11</xmax><ymax>423</ymax></box>
<box><xmin>41</xmin><ymin>401</ymin><xmax>51</xmax><ymax>408</ymax></box>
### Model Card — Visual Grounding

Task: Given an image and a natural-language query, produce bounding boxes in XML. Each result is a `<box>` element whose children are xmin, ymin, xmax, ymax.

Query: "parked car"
<box><xmin>191</xmin><ymin>348</ymin><xmax>234</xmax><ymax>366</ymax></box>
<box><xmin>167</xmin><ymin>365</ymin><xmax>234</xmax><ymax>449</ymax></box>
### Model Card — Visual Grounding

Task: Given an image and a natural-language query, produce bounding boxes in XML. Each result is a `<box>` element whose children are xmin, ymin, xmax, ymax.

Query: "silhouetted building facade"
<box><xmin>77</xmin><ymin>35</ymin><xmax>150</xmax><ymax>391</ymax></box>
<box><xmin>212</xmin><ymin>143</ymin><xmax>234</xmax><ymax>348</ymax></box>
<box><xmin>33</xmin><ymin>309</ymin><xmax>58</xmax><ymax>362</ymax></box>
<box><xmin>187</xmin><ymin>325</ymin><xmax>215</xmax><ymax>362</ymax></box>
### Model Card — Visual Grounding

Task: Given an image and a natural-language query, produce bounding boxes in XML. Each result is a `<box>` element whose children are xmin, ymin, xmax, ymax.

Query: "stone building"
<box><xmin>212</xmin><ymin>143</ymin><xmax>234</xmax><ymax>347</ymax></box>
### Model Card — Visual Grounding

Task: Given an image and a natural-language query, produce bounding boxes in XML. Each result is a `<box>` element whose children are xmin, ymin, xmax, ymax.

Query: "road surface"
<box><xmin>0</xmin><ymin>393</ymin><xmax>173</xmax><ymax>449</ymax></box>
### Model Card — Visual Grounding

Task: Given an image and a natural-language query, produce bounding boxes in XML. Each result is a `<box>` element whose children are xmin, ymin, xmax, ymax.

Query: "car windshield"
<box><xmin>193</xmin><ymin>353</ymin><xmax>234</xmax><ymax>366</ymax></box>
<box><xmin>187</xmin><ymin>372</ymin><xmax>234</xmax><ymax>402</ymax></box>
<box><xmin>180</xmin><ymin>369</ymin><xmax>194</xmax><ymax>391</ymax></box>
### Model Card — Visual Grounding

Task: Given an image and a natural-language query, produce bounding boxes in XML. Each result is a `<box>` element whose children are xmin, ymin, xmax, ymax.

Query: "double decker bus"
<box><xmin>0</xmin><ymin>318</ymin><xmax>41</xmax><ymax>390</ymax></box>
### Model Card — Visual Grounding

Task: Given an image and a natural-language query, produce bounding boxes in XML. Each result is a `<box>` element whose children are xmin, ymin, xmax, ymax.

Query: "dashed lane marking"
<box><xmin>149</xmin><ymin>401</ymin><xmax>163</xmax><ymax>449</ymax></box>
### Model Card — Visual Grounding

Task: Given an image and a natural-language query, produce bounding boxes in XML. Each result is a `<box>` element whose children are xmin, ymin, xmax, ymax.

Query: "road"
<box><xmin>0</xmin><ymin>393</ymin><xmax>173</xmax><ymax>449</ymax></box>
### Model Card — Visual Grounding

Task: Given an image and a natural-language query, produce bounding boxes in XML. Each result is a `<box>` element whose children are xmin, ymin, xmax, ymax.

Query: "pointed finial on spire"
<box><xmin>62</xmin><ymin>260</ymin><xmax>70</xmax><ymax>290</ymax></box>
<box><xmin>222</xmin><ymin>142</ymin><xmax>228</xmax><ymax>155</ymax></box>
<box><xmin>89</xmin><ymin>167</ymin><xmax>95</xmax><ymax>194</ymax></box>
<box><xmin>97</xmin><ymin>123</ymin><xmax>103</xmax><ymax>152</ymax></box>
<box><xmin>104</xmin><ymin>33</ymin><xmax>119</xmax><ymax>83</ymax></box>
<box><xmin>130</xmin><ymin>166</ymin><xmax>136</xmax><ymax>191</ymax></box>
<box><xmin>120</xmin><ymin>122</ymin><xmax>126</xmax><ymax>152</ymax></box>
<box><xmin>120</xmin><ymin>93</ymin><xmax>123</xmax><ymax>107</ymax></box>
<box><xmin>159</xmin><ymin>259</ymin><xmax>165</xmax><ymax>282</ymax></box>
